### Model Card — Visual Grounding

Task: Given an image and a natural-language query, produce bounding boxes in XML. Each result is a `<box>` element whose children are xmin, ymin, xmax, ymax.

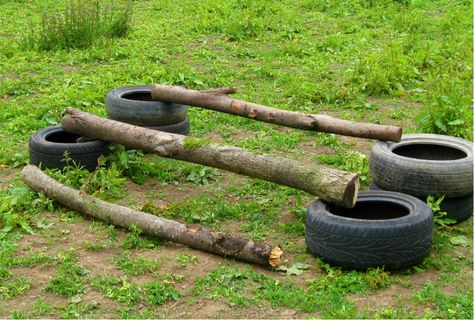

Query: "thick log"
<box><xmin>21</xmin><ymin>165</ymin><xmax>283</xmax><ymax>267</ymax></box>
<box><xmin>151</xmin><ymin>85</ymin><xmax>402</xmax><ymax>142</ymax></box>
<box><xmin>61</xmin><ymin>108</ymin><xmax>359</xmax><ymax>208</ymax></box>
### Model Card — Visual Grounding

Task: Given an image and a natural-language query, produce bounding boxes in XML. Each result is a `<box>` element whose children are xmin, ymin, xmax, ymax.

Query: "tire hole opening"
<box><xmin>328</xmin><ymin>201</ymin><xmax>410</xmax><ymax>220</ymax></box>
<box><xmin>46</xmin><ymin>131</ymin><xmax>81</xmax><ymax>144</ymax></box>
<box><xmin>121</xmin><ymin>91</ymin><xmax>153</xmax><ymax>101</ymax></box>
<box><xmin>393</xmin><ymin>143</ymin><xmax>467</xmax><ymax>160</ymax></box>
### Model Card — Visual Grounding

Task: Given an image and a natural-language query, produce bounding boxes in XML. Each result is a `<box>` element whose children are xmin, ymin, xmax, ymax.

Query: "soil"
<box><xmin>0</xmin><ymin>97</ymin><xmax>471</xmax><ymax>318</ymax></box>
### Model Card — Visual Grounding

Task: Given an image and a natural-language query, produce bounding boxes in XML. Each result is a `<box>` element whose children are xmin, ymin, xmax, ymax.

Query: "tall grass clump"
<box><xmin>23</xmin><ymin>0</ymin><xmax>132</xmax><ymax>51</ymax></box>
<box><xmin>416</xmin><ymin>94</ymin><xmax>473</xmax><ymax>140</ymax></box>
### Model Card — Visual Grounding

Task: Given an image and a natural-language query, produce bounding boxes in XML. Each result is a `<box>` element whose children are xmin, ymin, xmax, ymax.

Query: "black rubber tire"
<box><xmin>370</xmin><ymin>134</ymin><xmax>473</xmax><ymax>198</ymax></box>
<box><xmin>29</xmin><ymin>125</ymin><xmax>109</xmax><ymax>171</ymax></box>
<box><xmin>145</xmin><ymin>118</ymin><xmax>190</xmax><ymax>135</ymax></box>
<box><xmin>305</xmin><ymin>190</ymin><xmax>433</xmax><ymax>270</ymax></box>
<box><xmin>369</xmin><ymin>182</ymin><xmax>473</xmax><ymax>223</ymax></box>
<box><xmin>105</xmin><ymin>85</ymin><xmax>188</xmax><ymax>126</ymax></box>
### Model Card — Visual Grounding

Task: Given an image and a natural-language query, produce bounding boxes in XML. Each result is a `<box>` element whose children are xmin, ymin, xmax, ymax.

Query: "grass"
<box><xmin>45</xmin><ymin>250</ymin><xmax>87</xmax><ymax>298</ymax></box>
<box><xmin>0</xmin><ymin>0</ymin><xmax>472</xmax><ymax>318</ymax></box>
<box><xmin>113</xmin><ymin>251</ymin><xmax>163</xmax><ymax>276</ymax></box>
<box><xmin>22</xmin><ymin>0</ymin><xmax>132</xmax><ymax>51</ymax></box>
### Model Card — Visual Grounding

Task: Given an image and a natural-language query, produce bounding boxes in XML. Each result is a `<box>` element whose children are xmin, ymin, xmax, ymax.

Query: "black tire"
<box><xmin>29</xmin><ymin>125</ymin><xmax>109</xmax><ymax>171</ymax></box>
<box><xmin>146</xmin><ymin>118</ymin><xmax>190</xmax><ymax>135</ymax></box>
<box><xmin>370</xmin><ymin>134</ymin><xmax>473</xmax><ymax>198</ymax></box>
<box><xmin>305</xmin><ymin>190</ymin><xmax>433</xmax><ymax>270</ymax></box>
<box><xmin>105</xmin><ymin>85</ymin><xmax>188</xmax><ymax>126</ymax></box>
<box><xmin>369</xmin><ymin>182</ymin><xmax>473</xmax><ymax>223</ymax></box>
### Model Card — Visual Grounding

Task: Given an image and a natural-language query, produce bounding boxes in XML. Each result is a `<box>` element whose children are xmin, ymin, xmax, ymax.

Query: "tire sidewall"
<box><xmin>305</xmin><ymin>190</ymin><xmax>434</xmax><ymax>269</ymax></box>
<box><xmin>370</xmin><ymin>134</ymin><xmax>473</xmax><ymax>197</ymax></box>
<box><xmin>306</xmin><ymin>191</ymin><xmax>433</xmax><ymax>238</ymax></box>
<box><xmin>105</xmin><ymin>85</ymin><xmax>188</xmax><ymax>126</ymax></box>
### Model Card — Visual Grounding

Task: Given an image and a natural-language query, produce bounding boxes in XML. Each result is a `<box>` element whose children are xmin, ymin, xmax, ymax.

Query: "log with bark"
<box><xmin>61</xmin><ymin>108</ymin><xmax>359</xmax><ymax>208</ymax></box>
<box><xmin>150</xmin><ymin>85</ymin><xmax>402</xmax><ymax>142</ymax></box>
<box><xmin>21</xmin><ymin>165</ymin><xmax>283</xmax><ymax>267</ymax></box>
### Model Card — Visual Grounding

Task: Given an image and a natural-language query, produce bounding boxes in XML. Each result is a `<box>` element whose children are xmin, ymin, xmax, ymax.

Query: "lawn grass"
<box><xmin>0</xmin><ymin>0</ymin><xmax>472</xmax><ymax>319</ymax></box>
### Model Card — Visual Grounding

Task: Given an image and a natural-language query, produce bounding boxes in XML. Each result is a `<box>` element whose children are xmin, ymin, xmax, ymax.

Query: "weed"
<box><xmin>100</xmin><ymin>145</ymin><xmax>153</xmax><ymax>185</ymax></box>
<box><xmin>120</xmin><ymin>224</ymin><xmax>163</xmax><ymax>250</ymax></box>
<box><xmin>193</xmin><ymin>266</ymin><xmax>258</xmax><ymax>307</ymax></box>
<box><xmin>23</xmin><ymin>0</ymin><xmax>132</xmax><ymax>51</ymax></box>
<box><xmin>416</xmin><ymin>95</ymin><xmax>473</xmax><ymax>140</ymax></box>
<box><xmin>114</xmin><ymin>251</ymin><xmax>162</xmax><ymax>276</ymax></box>
<box><xmin>59</xmin><ymin>302</ymin><xmax>99</xmax><ymax>319</ymax></box>
<box><xmin>30</xmin><ymin>299</ymin><xmax>55</xmax><ymax>318</ymax></box>
<box><xmin>365</xmin><ymin>267</ymin><xmax>391</xmax><ymax>290</ymax></box>
<box><xmin>427</xmin><ymin>195</ymin><xmax>457</xmax><ymax>227</ymax></box>
<box><xmin>45</xmin><ymin>250</ymin><xmax>87</xmax><ymax>298</ymax></box>
<box><xmin>315</xmin><ymin>151</ymin><xmax>369</xmax><ymax>184</ymax></box>
<box><xmin>142</xmin><ymin>280</ymin><xmax>181</xmax><ymax>306</ymax></box>
<box><xmin>91</xmin><ymin>275</ymin><xmax>141</xmax><ymax>305</ymax></box>
<box><xmin>164</xmin><ymin>273</ymin><xmax>185</xmax><ymax>283</ymax></box>
<box><xmin>11</xmin><ymin>310</ymin><xmax>28</xmax><ymax>319</ymax></box>
<box><xmin>45</xmin><ymin>160</ymin><xmax>126</xmax><ymax>199</ymax></box>
<box><xmin>117</xmin><ymin>307</ymin><xmax>154</xmax><ymax>319</ymax></box>
<box><xmin>413</xmin><ymin>282</ymin><xmax>473</xmax><ymax>319</ymax></box>
<box><xmin>0</xmin><ymin>187</ymin><xmax>54</xmax><ymax>235</ymax></box>
<box><xmin>185</xmin><ymin>167</ymin><xmax>219</xmax><ymax>185</ymax></box>
<box><xmin>176</xmin><ymin>253</ymin><xmax>198</xmax><ymax>267</ymax></box>
<box><xmin>0</xmin><ymin>276</ymin><xmax>31</xmax><ymax>300</ymax></box>
<box><xmin>12</xmin><ymin>252</ymin><xmax>56</xmax><ymax>267</ymax></box>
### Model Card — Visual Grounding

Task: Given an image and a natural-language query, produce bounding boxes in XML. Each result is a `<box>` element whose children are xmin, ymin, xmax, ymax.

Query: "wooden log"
<box><xmin>61</xmin><ymin>108</ymin><xmax>359</xmax><ymax>208</ymax></box>
<box><xmin>21</xmin><ymin>165</ymin><xmax>283</xmax><ymax>267</ymax></box>
<box><xmin>150</xmin><ymin>85</ymin><xmax>402</xmax><ymax>142</ymax></box>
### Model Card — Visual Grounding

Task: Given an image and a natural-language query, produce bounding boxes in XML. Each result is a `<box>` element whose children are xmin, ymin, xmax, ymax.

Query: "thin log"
<box><xmin>61</xmin><ymin>108</ymin><xmax>359</xmax><ymax>208</ymax></box>
<box><xmin>151</xmin><ymin>85</ymin><xmax>402</xmax><ymax>142</ymax></box>
<box><xmin>21</xmin><ymin>165</ymin><xmax>283</xmax><ymax>267</ymax></box>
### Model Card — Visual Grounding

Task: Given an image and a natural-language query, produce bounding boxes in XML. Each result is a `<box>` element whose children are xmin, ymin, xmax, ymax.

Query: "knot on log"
<box><xmin>248</xmin><ymin>108</ymin><xmax>258</xmax><ymax>118</ymax></box>
<box><xmin>231</xmin><ymin>100</ymin><xmax>241</xmax><ymax>112</ymax></box>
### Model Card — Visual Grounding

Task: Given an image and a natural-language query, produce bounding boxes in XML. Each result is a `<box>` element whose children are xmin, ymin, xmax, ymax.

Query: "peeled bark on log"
<box><xmin>21</xmin><ymin>165</ymin><xmax>283</xmax><ymax>267</ymax></box>
<box><xmin>151</xmin><ymin>85</ymin><xmax>402</xmax><ymax>142</ymax></box>
<box><xmin>61</xmin><ymin>108</ymin><xmax>359</xmax><ymax>208</ymax></box>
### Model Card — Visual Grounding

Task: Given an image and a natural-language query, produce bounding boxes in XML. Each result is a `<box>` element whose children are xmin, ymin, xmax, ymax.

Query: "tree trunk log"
<box><xmin>61</xmin><ymin>108</ymin><xmax>358</xmax><ymax>208</ymax></box>
<box><xmin>21</xmin><ymin>165</ymin><xmax>283</xmax><ymax>267</ymax></box>
<box><xmin>151</xmin><ymin>85</ymin><xmax>402</xmax><ymax>142</ymax></box>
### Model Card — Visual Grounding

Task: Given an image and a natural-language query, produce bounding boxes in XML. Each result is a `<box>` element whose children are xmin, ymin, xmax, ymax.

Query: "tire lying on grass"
<box><xmin>370</xmin><ymin>134</ymin><xmax>473</xmax><ymax>198</ymax></box>
<box><xmin>305</xmin><ymin>190</ymin><xmax>433</xmax><ymax>270</ymax></box>
<box><xmin>29</xmin><ymin>125</ymin><xmax>109</xmax><ymax>171</ymax></box>
<box><xmin>369</xmin><ymin>182</ymin><xmax>473</xmax><ymax>224</ymax></box>
<box><xmin>105</xmin><ymin>85</ymin><xmax>188</xmax><ymax>126</ymax></box>
<box><xmin>146</xmin><ymin>118</ymin><xmax>190</xmax><ymax>135</ymax></box>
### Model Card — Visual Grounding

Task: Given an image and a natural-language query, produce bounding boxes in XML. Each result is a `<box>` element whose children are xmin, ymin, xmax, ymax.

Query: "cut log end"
<box><xmin>392</xmin><ymin>126</ymin><xmax>403</xmax><ymax>143</ymax></box>
<box><xmin>268</xmin><ymin>246</ymin><xmax>283</xmax><ymax>267</ymax></box>
<box><xmin>343</xmin><ymin>174</ymin><xmax>360</xmax><ymax>208</ymax></box>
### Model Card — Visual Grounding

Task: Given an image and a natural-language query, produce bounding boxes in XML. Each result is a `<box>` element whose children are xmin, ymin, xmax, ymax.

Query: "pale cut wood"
<box><xmin>151</xmin><ymin>84</ymin><xmax>402</xmax><ymax>142</ymax></box>
<box><xmin>61</xmin><ymin>108</ymin><xmax>359</xmax><ymax>207</ymax></box>
<box><xmin>21</xmin><ymin>165</ymin><xmax>283</xmax><ymax>267</ymax></box>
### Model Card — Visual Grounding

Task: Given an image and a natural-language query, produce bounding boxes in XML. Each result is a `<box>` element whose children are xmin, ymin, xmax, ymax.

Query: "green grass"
<box><xmin>45</xmin><ymin>250</ymin><xmax>87</xmax><ymax>298</ymax></box>
<box><xmin>91</xmin><ymin>275</ymin><xmax>142</xmax><ymax>305</ymax></box>
<box><xmin>0</xmin><ymin>0</ymin><xmax>472</xmax><ymax>318</ymax></box>
<box><xmin>113</xmin><ymin>251</ymin><xmax>162</xmax><ymax>276</ymax></box>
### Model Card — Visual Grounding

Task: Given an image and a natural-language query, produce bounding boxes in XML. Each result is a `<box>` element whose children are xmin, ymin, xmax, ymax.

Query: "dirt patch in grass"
<box><xmin>349</xmin><ymin>270</ymin><xmax>439</xmax><ymax>315</ymax></box>
<box><xmin>0</xmin><ymin>167</ymin><xmax>18</xmax><ymax>189</ymax></box>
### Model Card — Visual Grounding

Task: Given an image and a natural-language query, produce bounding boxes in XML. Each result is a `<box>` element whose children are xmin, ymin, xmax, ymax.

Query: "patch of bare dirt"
<box><xmin>294</xmin><ymin>140</ymin><xmax>337</xmax><ymax>163</ymax></box>
<box><xmin>348</xmin><ymin>270</ymin><xmax>439</xmax><ymax>316</ymax></box>
<box><xmin>0</xmin><ymin>167</ymin><xmax>19</xmax><ymax>190</ymax></box>
<box><xmin>62</xmin><ymin>64</ymin><xmax>82</xmax><ymax>73</ymax></box>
